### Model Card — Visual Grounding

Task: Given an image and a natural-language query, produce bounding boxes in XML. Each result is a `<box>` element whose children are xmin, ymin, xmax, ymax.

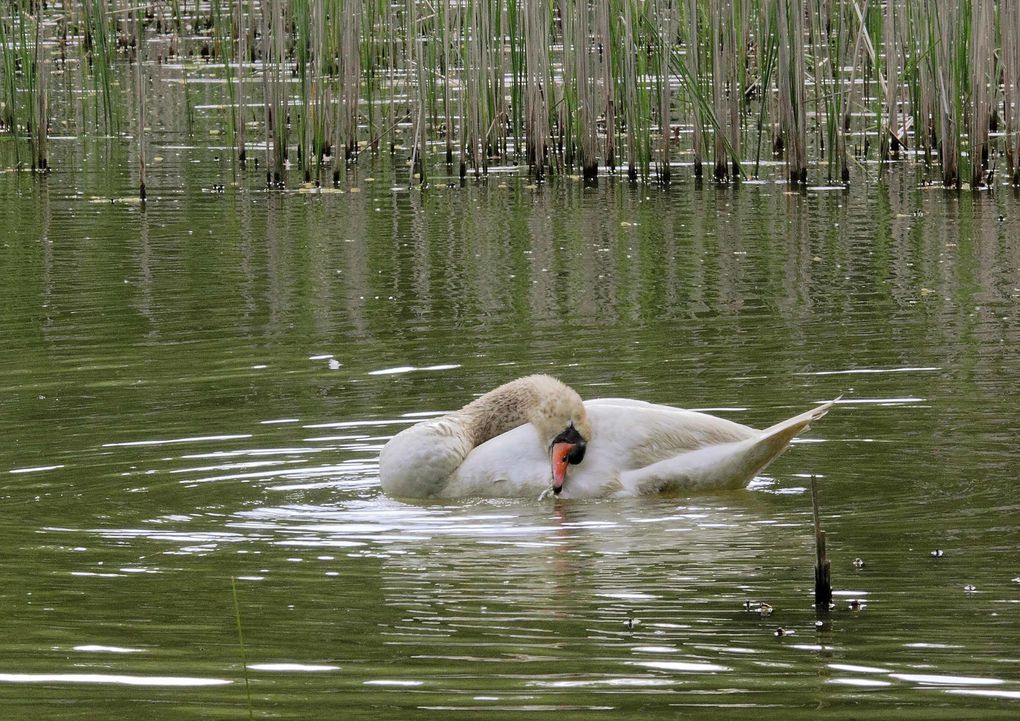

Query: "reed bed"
<box><xmin>1006</xmin><ymin>2</ymin><xmax>1020</xmax><ymax>185</ymax></box>
<box><xmin>1</xmin><ymin>1</ymin><xmax>1019</xmax><ymax>189</ymax></box>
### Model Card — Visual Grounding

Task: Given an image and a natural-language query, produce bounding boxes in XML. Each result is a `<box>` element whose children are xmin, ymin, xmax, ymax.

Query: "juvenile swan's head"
<box><xmin>527</xmin><ymin>376</ymin><xmax>592</xmax><ymax>495</ymax></box>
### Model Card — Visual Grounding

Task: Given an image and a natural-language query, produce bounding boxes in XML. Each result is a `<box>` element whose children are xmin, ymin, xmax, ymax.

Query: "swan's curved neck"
<box><xmin>456</xmin><ymin>377</ymin><xmax>540</xmax><ymax>447</ymax></box>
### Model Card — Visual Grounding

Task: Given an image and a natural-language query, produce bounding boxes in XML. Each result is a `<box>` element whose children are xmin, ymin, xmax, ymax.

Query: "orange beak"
<box><xmin>551</xmin><ymin>442</ymin><xmax>574</xmax><ymax>495</ymax></box>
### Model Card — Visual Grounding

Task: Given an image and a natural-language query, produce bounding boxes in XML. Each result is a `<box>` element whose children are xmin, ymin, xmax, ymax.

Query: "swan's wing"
<box><xmin>585</xmin><ymin>397</ymin><xmax>675</xmax><ymax>410</ymax></box>
<box><xmin>444</xmin><ymin>423</ymin><xmax>551</xmax><ymax>497</ymax></box>
<box><xmin>583</xmin><ymin>402</ymin><xmax>758</xmax><ymax>469</ymax></box>
<box><xmin>616</xmin><ymin>400</ymin><xmax>834</xmax><ymax>496</ymax></box>
<box><xmin>379</xmin><ymin>416</ymin><xmax>474</xmax><ymax>497</ymax></box>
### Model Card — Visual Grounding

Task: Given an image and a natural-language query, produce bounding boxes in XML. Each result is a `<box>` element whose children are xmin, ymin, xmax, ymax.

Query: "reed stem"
<box><xmin>230</xmin><ymin>578</ymin><xmax>254</xmax><ymax>721</ymax></box>
<box><xmin>134</xmin><ymin>7</ymin><xmax>145</xmax><ymax>199</ymax></box>
<box><xmin>3</xmin><ymin>1</ymin><xmax>1016</xmax><ymax>190</ymax></box>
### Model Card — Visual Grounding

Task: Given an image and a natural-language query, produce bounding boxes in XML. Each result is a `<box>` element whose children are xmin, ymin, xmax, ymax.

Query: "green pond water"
<box><xmin>1</xmin><ymin>143</ymin><xmax>1019</xmax><ymax>720</ymax></box>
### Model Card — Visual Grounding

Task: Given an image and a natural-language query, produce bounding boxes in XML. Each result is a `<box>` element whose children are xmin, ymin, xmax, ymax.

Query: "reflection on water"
<box><xmin>0</xmin><ymin>673</ymin><xmax>232</xmax><ymax>687</ymax></box>
<box><xmin>1</xmin><ymin>148</ymin><xmax>1018</xmax><ymax>718</ymax></box>
<box><xmin>11</xmin><ymin>488</ymin><xmax>1019</xmax><ymax>717</ymax></box>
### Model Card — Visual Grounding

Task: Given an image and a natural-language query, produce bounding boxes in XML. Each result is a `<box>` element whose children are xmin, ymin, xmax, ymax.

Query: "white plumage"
<box><xmin>379</xmin><ymin>376</ymin><xmax>833</xmax><ymax>499</ymax></box>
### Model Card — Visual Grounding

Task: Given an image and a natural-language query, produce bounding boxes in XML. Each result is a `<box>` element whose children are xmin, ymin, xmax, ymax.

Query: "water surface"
<box><xmin>1</xmin><ymin>146</ymin><xmax>1018</xmax><ymax>719</ymax></box>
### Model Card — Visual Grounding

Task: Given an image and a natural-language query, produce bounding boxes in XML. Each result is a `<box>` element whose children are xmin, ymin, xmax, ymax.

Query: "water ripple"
<box><xmin>0</xmin><ymin>673</ymin><xmax>231</xmax><ymax>687</ymax></box>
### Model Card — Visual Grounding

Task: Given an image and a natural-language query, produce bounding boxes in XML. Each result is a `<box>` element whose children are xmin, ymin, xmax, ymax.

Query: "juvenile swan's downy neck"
<box><xmin>378</xmin><ymin>374</ymin><xmax>591</xmax><ymax>498</ymax></box>
<box><xmin>456</xmin><ymin>375</ymin><xmax>563</xmax><ymax>447</ymax></box>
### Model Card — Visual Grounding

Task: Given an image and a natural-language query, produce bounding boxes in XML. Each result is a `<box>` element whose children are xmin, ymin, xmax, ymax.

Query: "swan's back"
<box><xmin>585</xmin><ymin>399</ymin><xmax>757</xmax><ymax>468</ymax></box>
<box><xmin>448</xmin><ymin>398</ymin><xmax>831</xmax><ymax>498</ymax></box>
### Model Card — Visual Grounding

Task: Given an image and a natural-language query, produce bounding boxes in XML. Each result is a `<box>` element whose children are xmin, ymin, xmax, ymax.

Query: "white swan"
<box><xmin>379</xmin><ymin>375</ymin><xmax>833</xmax><ymax>499</ymax></box>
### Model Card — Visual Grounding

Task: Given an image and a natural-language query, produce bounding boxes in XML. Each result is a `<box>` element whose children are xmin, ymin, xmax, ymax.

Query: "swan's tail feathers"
<box><xmin>739</xmin><ymin>398</ymin><xmax>838</xmax><ymax>482</ymax></box>
<box><xmin>760</xmin><ymin>398</ymin><xmax>837</xmax><ymax>441</ymax></box>
<box><xmin>619</xmin><ymin>399</ymin><xmax>837</xmax><ymax>496</ymax></box>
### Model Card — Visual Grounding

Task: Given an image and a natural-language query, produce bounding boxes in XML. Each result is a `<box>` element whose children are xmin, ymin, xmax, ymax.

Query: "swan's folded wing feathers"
<box><xmin>587</xmin><ymin>404</ymin><xmax>757</xmax><ymax>469</ymax></box>
<box><xmin>615</xmin><ymin>401</ymin><xmax>835</xmax><ymax>496</ymax></box>
<box><xmin>379</xmin><ymin>417</ymin><xmax>474</xmax><ymax>497</ymax></box>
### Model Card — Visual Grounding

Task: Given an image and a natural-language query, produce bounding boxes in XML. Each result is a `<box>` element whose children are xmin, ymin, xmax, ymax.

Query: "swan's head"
<box><xmin>530</xmin><ymin>384</ymin><xmax>592</xmax><ymax>495</ymax></box>
<box><xmin>549</xmin><ymin>421</ymin><xmax>588</xmax><ymax>494</ymax></box>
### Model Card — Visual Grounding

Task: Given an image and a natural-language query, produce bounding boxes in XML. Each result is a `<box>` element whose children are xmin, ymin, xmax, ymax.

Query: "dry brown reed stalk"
<box><xmin>931</xmin><ymin>1</ymin><xmax>960</xmax><ymax>187</ymax></box>
<box><xmin>710</xmin><ymin>0</ymin><xmax>723</xmax><ymax>179</ymax></box>
<box><xmin>548</xmin><ymin>3</ymin><xmax>564</xmax><ymax>175</ymax></box>
<box><xmin>807</xmin><ymin>2</ymin><xmax>822</xmax><ymax>156</ymax></box>
<box><xmin>273</xmin><ymin>0</ymin><xmax>288</xmax><ymax>182</ymax></box>
<box><xmin>832</xmin><ymin>0</ymin><xmax>855</xmax><ymax>181</ymax></box>
<box><xmin>342</xmin><ymin>0</ymin><xmax>361</xmax><ymax>162</ymax></box>
<box><xmin>301</xmin><ymin>0</ymin><xmax>326</xmax><ymax>183</ymax></box>
<box><xmin>905</xmin><ymin>0</ymin><xmax>935</xmax><ymax>163</ymax></box>
<box><xmin>762</xmin><ymin>0</ymin><xmax>783</xmax><ymax>159</ymax></box>
<box><xmin>456</xmin><ymin>0</ymin><xmax>468</xmax><ymax>177</ymax></box>
<box><xmin>595</xmin><ymin>0</ymin><xmax>616</xmax><ymax>172</ymax></box>
<box><xmin>465</xmin><ymin>0</ymin><xmax>488</xmax><ymax>176</ymax></box>
<box><xmin>881</xmin><ymin>0</ymin><xmax>903</xmax><ymax>161</ymax></box>
<box><xmin>734</xmin><ymin>0</ymin><xmax>748</xmax><ymax>176</ymax></box>
<box><xmin>847</xmin><ymin>1</ymin><xmax>887</xmax><ymax>164</ymax></box>
<box><xmin>620</xmin><ymin>0</ymin><xmax>640</xmax><ymax>179</ymax></box>
<box><xmin>777</xmin><ymin>0</ymin><xmax>808</xmax><ymax>182</ymax></box>
<box><xmin>494</xmin><ymin>2</ymin><xmax>510</xmax><ymax>161</ymax></box>
<box><xmin>33</xmin><ymin>13</ymin><xmax>49</xmax><ymax>172</ymax></box>
<box><xmin>557</xmin><ymin>0</ymin><xmax>576</xmax><ymax>171</ymax></box>
<box><xmin>407</xmin><ymin>0</ymin><xmax>427</xmax><ymax>185</ymax></box>
<box><xmin>807</xmin><ymin>0</ymin><xmax>835</xmax><ymax>178</ymax></box>
<box><xmin>235</xmin><ymin>0</ymin><xmax>248</xmax><ymax>167</ymax></box>
<box><xmin>832</xmin><ymin>1</ymin><xmax>864</xmax><ymax>180</ymax></box>
<box><xmin>524</xmin><ymin>0</ymin><xmax>551</xmax><ymax>177</ymax></box>
<box><xmin>710</xmin><ymin>0</ymin><xmax>739</xmax><ymax>180</ymax></box>
<box><xmin>1004</xmin><ymin>2</ymin><xmax>1020</xmax><ymax>184</ymax></box>
<box><xmin>969</xmin><ymin>0</ymin><xmax>994</xmax><ymax>187</ymax></box>
<box><xmin>134</xmin><ymin>8</ymin><xmax>145</xmax><ymax>199</ymax></box>
<box><xmin>686</xmin><ymin>0</ymin><xmax>703</xmax><ymax>177</ymax></box>
<box><xmin>264</xmin><ymin>0</ymin><xmax>287</xmax><ymax>185</ymax></box>
<box><xmin>441</xmin><ymin>0</ymin><xmax>454</xmax><ymax>164</ymax></box>
<box><xmin>653</xmin><ymin>0</ymin><xmax>678</xmax><ymax>183</ymax></box>
<box><xmin>574</xmin><ymin>0</ymin><xmax>598</xmax><ymax>180</ymax></box>
<box><xmin>260</xmin><ymin>0</ymin><xmax>272</xmax><ymax>184</ymax></box>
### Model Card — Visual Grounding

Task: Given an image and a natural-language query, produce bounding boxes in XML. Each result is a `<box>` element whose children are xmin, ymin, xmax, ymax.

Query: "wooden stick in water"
<box><xmin>811</xmin><ymin>474</ymin><xmax>832</xmax><ymax>611</ymax></box>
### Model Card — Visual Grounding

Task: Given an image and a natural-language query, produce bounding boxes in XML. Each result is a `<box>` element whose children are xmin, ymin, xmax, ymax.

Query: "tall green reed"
<box><xmin>6</xmin><ymin>0</ymin><xmax>1019</xmax><ymax>189</ymax></box>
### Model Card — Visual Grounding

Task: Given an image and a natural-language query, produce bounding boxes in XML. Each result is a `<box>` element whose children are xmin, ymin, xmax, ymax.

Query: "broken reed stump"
<box><xmin>811</xmin><ymin>474</ymin><xmax>833</xmax><ymax>611</ymax></box>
